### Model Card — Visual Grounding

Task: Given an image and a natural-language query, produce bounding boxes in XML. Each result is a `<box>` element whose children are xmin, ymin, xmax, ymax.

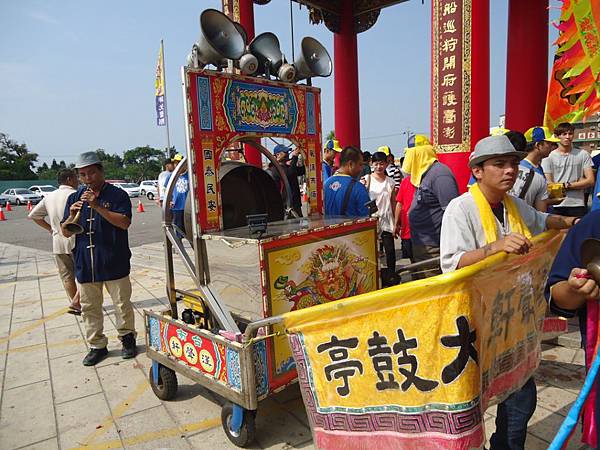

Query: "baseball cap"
<box><xmin>273</xmin><ymin>144</ymin><xmax>290</xmax><ymax>155</ymax></box>
<box><xmin>490</xmin><ymin>127</ymin><xmax>510</xmax><ymax>136</ymax></box>
<box><xmin>324</xmin><ymin>139</ymin><xmax>342</xmax><ymax>152</ymax></box>
<box><xmin>525</xmin><ymin>126</ymin><xmax>560</xmax><ymax>144</ymax></box>
<box><xmin>378</xmin><ymin>145</ymin><xmax>391</xmax><ymax>156</ymax></box>
<box><xmin>173</xmin><ymin>153</ymin><xmax>184</xmax><ymax>162</ymax></box>
<box><xmin>407</xmin><ymin>134</ymin><xmax>431</xmax><ymax>148</ymax></box>
<box><xmin>75</xmin><ymin>151</ymin><xmax>102</xmax><ymax>169</ymax></box>
<box><xmin>468</xmin><ymin>135</ymin><xmax>528</xmax><ymax>168</ymax></box>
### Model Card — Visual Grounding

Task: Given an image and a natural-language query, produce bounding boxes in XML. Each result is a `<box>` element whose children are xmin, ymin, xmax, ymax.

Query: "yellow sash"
<box><xmin>469</xmin><ymin>183</ymin><xmax>532</xmax><ymax>244</ymax></box>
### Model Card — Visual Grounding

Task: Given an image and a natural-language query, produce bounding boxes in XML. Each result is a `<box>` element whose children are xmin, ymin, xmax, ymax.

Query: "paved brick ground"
<box><xmin>0</xmin><ymin>242</ymin><xmax>591</xmax><ymax>449</ymax></box>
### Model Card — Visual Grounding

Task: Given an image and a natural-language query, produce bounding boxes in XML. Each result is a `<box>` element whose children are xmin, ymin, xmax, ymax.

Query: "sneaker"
<box><xmin>121</xmin><ymin>333</ymin><xmax>137</xmax><ymax>359</ymax></box>
<box><xmin>82</xmin><ymin>347</ymin><xmax>108</xmax><ymax>366</ymax></box>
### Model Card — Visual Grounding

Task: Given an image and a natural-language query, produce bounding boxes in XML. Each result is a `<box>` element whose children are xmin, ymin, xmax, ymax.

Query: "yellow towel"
<box><xmin>469</xmin><ymin>183</ymin><xmax>532</xmax><ymax>244</ymax></box>
<box><xmin>401</xmin><ymin>145</ymin><xmax>437</xmax><ymax>187</ymax></box>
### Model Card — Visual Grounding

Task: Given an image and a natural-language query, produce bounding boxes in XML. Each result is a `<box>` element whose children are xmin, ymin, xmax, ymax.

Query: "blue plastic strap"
<box><xmin>230</xmin><ymin>403</ymin><xmax>244</xmax><ymax>434</ymax></box>
<box><xmin>152</xmin><ymin>360</ymin><xmax>159</xmax><ymax>386</ymax></box>
<box><xmin>549</xmin><ymin>347</ymin><xmax>600</xmax><ymax>450</ymax></box>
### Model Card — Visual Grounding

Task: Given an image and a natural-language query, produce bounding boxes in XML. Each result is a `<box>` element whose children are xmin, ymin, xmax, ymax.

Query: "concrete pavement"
<box><xmin>0</xmin><ymin>241</ymin><xmax>591</xmax><ymax>449</ymax></box>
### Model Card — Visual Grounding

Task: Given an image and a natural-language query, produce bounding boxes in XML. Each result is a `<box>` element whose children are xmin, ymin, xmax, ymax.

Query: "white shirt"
<box><xmin>439</xmin><ymin>192</ymin><xmax>548</xmax><ymax>273</ymax></box>
<box><xmin>366</xmin><ymin>174</ymin><xmax>396</xmax><ymax>233</ymax></box>
<box><xmin>158</xmin><ymin>170</ymin><xmax>172</xmax><ymax>200</ymax></box>
<box><xmin>28</xmin><ymin>185</ymin><xmax>76</xmax><ymax>254</ymax></box>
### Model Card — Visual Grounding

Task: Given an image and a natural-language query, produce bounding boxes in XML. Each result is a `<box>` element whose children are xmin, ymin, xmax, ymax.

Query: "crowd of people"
<box><xmin>321</xmin><ymin>123</ymin><xmax>600</xmax><ymax>449</ymax></box>
<box><xmin>24</xmin><ymin>122</ymin><xmax>600</xmax><ymax>448</ymax></box>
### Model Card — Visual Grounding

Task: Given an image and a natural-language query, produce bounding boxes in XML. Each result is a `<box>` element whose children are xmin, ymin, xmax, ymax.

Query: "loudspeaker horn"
<box><xmin>249</xmin><ymin>32</ymin><xmax>296</xmax><ymax>82</ymax></box>
<box><xmin>189</xmin><ymin>9</ymin><xmax>246</xmax><ymax>69</ymax></box>
<box><xmin>293</xmin><ymin>36</ymin><xmax>332</xmax><ymax>81</ymax></box>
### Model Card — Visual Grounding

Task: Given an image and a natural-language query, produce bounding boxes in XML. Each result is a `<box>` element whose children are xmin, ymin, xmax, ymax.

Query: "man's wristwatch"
<box><xmin>564</xmin><ymin>181</ymin><xmax>572</xmax><ymax>190</ymax></box>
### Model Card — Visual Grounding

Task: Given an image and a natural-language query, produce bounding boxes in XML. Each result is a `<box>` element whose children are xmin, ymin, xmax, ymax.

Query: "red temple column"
<box><xmin>470</xmin><ymin>0</ymin><xmax>490</xmax><ymax>151</ymax></box>
<box><xmin>238</xmin><ymin>0</ymin><xmax>263</xmax><ymax>167</ymax></box>
<box><xmin>505</xmin><ymin>0</ymin><xmax>548</xmax><ymax>132</ymax></box>
<box><xmin>334</xmin><ymin>0</ymin><xmax>361</xmax><ymax>151</ymax></box>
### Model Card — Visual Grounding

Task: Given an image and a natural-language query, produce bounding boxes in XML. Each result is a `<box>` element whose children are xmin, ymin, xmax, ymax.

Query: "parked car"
<box><xmin>29</xmin><ymin>185</ymin><xmax>57</xmax><ymax>198</ymax></box>
<box><xmin>112</xmin><ymin>182</ymin><xmax>140</xmax><ymax>198</ymax></box>
<box><xmin>0</xmin><ymin>193</ymin><xmax>8</xmax><ymax>207</ymax></box>
<box><xmin>139</xmin><ymin>180</ymin><xmax>158</xmax><ymax>200</ymax></box>
<box><xmin>2</xmin><ymin>188</ymin><xmax>43</xmax><ymax>205</ymax></box>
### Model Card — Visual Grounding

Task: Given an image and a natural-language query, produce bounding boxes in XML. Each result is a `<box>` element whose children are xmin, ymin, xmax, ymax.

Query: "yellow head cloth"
<box><xmin>401</xmin><ymin>145</ymin><xmax>437</xmax><ymax>187</ymax></box>
<box><xmin>468</xmin><ymin>183</ymin><xmax>532</xmax><ymax>244</ymax></box>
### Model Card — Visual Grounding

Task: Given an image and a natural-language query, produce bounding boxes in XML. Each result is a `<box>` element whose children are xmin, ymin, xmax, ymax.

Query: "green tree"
<box><xmin>122</xmin><ymin>146</ymin><xmax>164</xmax><ymax>182</ymax></box>
<box><xmin>37</xmin><ymin>160</ymin><xmax>73</xmax><ymax>181</ymax></box>
<box><xmin>95</xmin><ymin>149</ymin><xmax>126</xmax><ymax>180</ymax></box>
<box><xmin>0</xmin><ymin>133</ymin><xmax>38</xmax><ymax>180</ymax></box>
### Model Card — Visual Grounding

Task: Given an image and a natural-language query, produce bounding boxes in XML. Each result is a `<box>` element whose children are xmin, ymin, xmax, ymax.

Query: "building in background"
<box><xmin>573</xmin><ymin>112</ymin><xmax>600</xmax><ymax>156</ymax></box>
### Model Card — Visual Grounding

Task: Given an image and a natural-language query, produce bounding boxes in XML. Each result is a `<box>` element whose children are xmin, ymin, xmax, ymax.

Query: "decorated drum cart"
<box><xmin>144</xmin><ymin>64</ymin><xmax>379</xmax><ymax>446</ymax></box>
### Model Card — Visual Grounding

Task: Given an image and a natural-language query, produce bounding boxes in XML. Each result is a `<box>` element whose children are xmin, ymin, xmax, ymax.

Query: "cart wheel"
<box><xmin>148</xmin><ymin>364</ymin><xmax>178</xmax><ymax>400</ymax></box>
<box><xmin>221</xmin><ymin>403</ymin><xmax>256</xmax><ymax>448</ymax></box>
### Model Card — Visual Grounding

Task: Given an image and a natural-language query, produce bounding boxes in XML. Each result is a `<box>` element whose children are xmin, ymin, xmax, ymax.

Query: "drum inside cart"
<box><xmin>144</xmin><ymin>67</ymin><xmax>380</xmax><ymax>447</ymax></box>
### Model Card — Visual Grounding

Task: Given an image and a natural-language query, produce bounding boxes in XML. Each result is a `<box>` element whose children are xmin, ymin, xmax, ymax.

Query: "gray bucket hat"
<box><xmin>75</xmin><ymin>151</ymin><xmax>102</xmax><ymax>169</ymax></box>
<box><xmin>468</xmin><ymin>135</ymin><xmax>528</xmax><ymax>168</ymax></box>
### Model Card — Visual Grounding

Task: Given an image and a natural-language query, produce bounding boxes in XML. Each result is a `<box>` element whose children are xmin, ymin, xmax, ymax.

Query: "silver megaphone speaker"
<box><xmin>218</xmin><ymin>22</ymin><xmax>259</xmax><ymax>75</ymax></box>
<box><xmin>294</xmin><ymin>36</ymin><xmax>332</xmax><ymax>82</ymax></box>
<box><xmin>187</xmin><ymin>9</ymin><xmax>246</xmax><ymax>69</ymax></box>
<box><xmin>249</xmin><ymin>32</ymin><xmax>296</xmax><ymax>82</ymax></box>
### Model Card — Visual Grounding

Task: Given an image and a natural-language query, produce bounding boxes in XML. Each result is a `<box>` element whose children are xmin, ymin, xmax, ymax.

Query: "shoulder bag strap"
<box><xmin>341</xmin><ymin>179</ymin><xmax>357</xmax><ymax>216</ymax></box>
<box><xmin>519</xmin><ymin>168</ymin><xmax>536</xmax><ymax>199</ymax></box>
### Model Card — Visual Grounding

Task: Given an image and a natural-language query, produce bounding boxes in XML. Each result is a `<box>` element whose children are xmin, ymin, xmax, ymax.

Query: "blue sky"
<box><xmin>0</xmin><ymin>1</ymin><xmax>560</xmax><ymax>165</ymax></box>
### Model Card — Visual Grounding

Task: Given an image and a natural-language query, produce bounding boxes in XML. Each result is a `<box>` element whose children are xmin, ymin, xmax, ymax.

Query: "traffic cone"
<box><xmin>137</xmin><ymin>200</ymin><xmax>145</xmax><ymax>213</ymax></box>
<box><xmin>0</xmin><ymin>206</ymin><xmax>5</xmax><ymax>221</ymax></box>
<box><xmin>27</xmin><ymin>200</ymin><xmax>32</xmax><ymax>211</ymax></box>
<box><xmin>5</xmin><ymin>201</ymin><xmax>11</xmax><ymax>212</ymax></box>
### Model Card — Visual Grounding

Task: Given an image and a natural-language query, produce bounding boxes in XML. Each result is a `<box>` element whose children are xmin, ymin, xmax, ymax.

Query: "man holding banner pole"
<box><xmin>440</xmin><ymin>134</ymin><xmax>578</xmax><ymax>449</ymax></box>
<box><xmin>545</xmin><ymin>211</ymin><xmax>600</xmax><ymax>448</ymax></box>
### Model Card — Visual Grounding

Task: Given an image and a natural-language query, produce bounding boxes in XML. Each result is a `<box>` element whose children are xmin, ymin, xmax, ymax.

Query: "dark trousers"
<box><xmin>172</xmin><ymin>210</ymin><xmax>185</xmax><ymax>238</ymax></box>
<box><xmin>551</xmin><ymin>205</ymin><xmax>588</xmax><ymax>217</ymax></box>
<box><xmin>411</xmin><ymin>244</ymin><xmax>441</xmax><ymax>278</ymax></box>
<box><xmin>401</xmin><ymin>239</ymin><xmax>413</xmax><ymax>261</ymax></box>
<box><xmin>380</xmin><ymin>231</ymin><xmax>396</xmax><ymax>273</ymax></box>
<box><xmin>490</xmin><ymin>377</ymin><xmax>537</xmax><ymax>450</ymax></box>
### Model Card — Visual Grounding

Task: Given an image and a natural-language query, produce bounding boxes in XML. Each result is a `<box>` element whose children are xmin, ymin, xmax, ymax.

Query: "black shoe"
<box><xmin>121</xmin><ymin>333</ymin><xmax>137</xmax><ymax>359</ymax></box>
<box><xmin>82</xmin><ymin>347</ymin><xmax>108</xmax><ymax>366</ymax></box>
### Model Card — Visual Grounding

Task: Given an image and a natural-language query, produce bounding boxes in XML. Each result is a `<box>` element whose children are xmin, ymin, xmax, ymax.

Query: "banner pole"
<box><xmin>161</xmin><ymin>39</ymin><xmax>172</xmax><ymax>158</ymax></box>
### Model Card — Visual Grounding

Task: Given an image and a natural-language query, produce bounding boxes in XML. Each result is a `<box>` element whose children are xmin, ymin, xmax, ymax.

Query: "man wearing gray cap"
<box><xmin>61</xmin><ymin>151</ymin><xmax>137</xmax><ymax>366</ymax></box>
<box><xmin>439</xmin><ymin>135</ymin><xmax>577</xmax><ymax>449</ymax></box>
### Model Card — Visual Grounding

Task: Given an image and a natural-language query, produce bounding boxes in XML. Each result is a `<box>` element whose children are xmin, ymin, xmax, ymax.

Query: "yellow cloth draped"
<box><xmin>401</xmin><ymin>145</ymin><xmax>437</xmax><ymax>187</ymax></box>
<box><xmin>469</xmin><ymin>183</ymin><xmax>532</xmax><ymax>244</ymax></box>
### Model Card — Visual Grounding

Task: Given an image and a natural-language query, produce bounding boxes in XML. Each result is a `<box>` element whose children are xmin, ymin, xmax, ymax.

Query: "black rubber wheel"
<box><xmin>140</xmin><ymin>189</ymin><xmax>146</xmax><ymax>195</ymax></box>
<box><xmin>147</xmin><ymin>192</ymin><xmax>155</xmax><ymax>200</ymax></box>
<box><xmin>148</xmin><ymin>364</ymin><xmax>178</xmax><ymax>400</ymax></box>
<box><xmin>15</xmin><ymin>199</ymin><xmax>21</xmax><ymax>206</ymax></box>
<box><xmin>221</xmin><ymin>403</ymin><xmax>256</xmax><ymax>448</ymax></box>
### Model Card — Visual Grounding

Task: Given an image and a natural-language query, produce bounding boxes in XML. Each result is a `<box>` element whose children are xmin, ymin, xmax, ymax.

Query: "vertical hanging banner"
<box><xmin>155</xmin><ymin>41</ymin><xmax>167</xmax><ymax>127</ymax></box>
<box><xmin>432</xmin><ymin>0</ymin><xmax>471</xmax><ymax>153</ymax></box>
<box><xmin>432</xmin><ymin>0</ymin><xmax>474</xmax><ymax>192</ymax></box>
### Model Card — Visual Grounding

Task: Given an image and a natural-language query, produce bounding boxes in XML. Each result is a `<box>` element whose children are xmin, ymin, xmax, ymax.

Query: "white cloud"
<box><xmin>28</xmin><ymin>10</ymin><xmax>59</xmax><ymax>25</ymax></box>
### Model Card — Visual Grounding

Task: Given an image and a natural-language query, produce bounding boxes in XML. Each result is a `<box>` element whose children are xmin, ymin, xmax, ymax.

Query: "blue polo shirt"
<box><xmin>324</xmin><ymin>174</ymin><xmax>370</xmax><ymax>217</ymax></box>
<box><xmin>322</xmin><ymin>161</ymin><xmax>334</xmax><ymax>184</ymax></box>
<box><xmin>166</xmin><ymin>172</ymin><xmax>189</xmax><ymax>211</ymax></box>
<box><xmin>545</xmin><ymin>210</ymin><xmax>600</xmax><ymax>317</ymax></box>
<box><xmin>63</xmin><ymin>183</ymin><xmax>132</xmax><ymax>283</ymax></box>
